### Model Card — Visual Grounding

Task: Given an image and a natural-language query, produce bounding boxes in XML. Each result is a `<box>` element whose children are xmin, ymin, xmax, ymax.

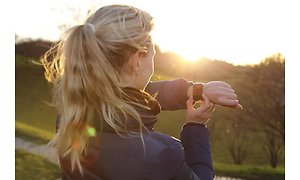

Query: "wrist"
<box><xmin>187</xmin><ymin>83</ymin><xmax>193</xmax><ymax>98</ymax></box>
<box><xmin>203</xmin><ymin>83</ymin><xmax>207</xmax><ymax>94</ymax></box>
<box><xmin>185</xmin><ymin>122</ymin><xmax>207</xmax><ymax>127</ymax></box>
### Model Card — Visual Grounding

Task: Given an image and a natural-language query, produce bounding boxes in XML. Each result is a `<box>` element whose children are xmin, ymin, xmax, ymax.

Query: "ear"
<box><xmin>130</xmin><ymin>50</ymin><xmax>143</xmax><ymax>69</ymax></box>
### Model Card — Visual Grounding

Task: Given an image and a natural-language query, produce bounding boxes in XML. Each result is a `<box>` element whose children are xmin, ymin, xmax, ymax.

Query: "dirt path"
<box><xmin>15</xmin><ymin>137</ymin><xmax>58</xmax><ymax>165</ymax></box>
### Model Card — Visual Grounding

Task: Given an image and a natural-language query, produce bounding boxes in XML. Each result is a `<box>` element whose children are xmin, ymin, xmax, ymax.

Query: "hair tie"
<box><xmin>86</xmin><ymin>23</ymin><xmax>96</xmax><ymax>34</ymax></box>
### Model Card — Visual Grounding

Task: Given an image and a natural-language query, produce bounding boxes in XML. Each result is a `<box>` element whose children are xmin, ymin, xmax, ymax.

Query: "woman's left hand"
<box><xmin>203</xmin><ymin>81</ymin><xmax>242</xmax><ymax>109</ymax></box>
<box><xmin>187</xmin><ymin>81</ymin><xmax>242</xmax><ymax>109</ymax></box>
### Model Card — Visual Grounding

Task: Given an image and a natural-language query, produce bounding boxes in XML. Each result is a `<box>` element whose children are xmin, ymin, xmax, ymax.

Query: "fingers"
<box><xmin>236</xmin><ymin>104</ymin><xmax>243</xmax><ymax>109</ymax></box>
<box><xmin>186</xmin><ymin>93</ymin><xmax>216</xmax><ymax>125</ymax></box>
<box><xmin>194</xmin><ymin>101</ymin><xmax>215</xmax><ymax>120</ymax></box>
<box><xmin>195</xmin><ymin>94</ymin><xmax>211</xmax><ymax>114</ymax></box>
<box><xmin>221</xmin><ymin>81</ymin><xmax>231</xmax><ymax>88</ymax></box>
<box><xmin>201</xmin><ymin>93</ymin><xmax>211</xmax><ymax>111</ymax></box>
<box><xmin>224</xmin><ymin>92</ymin><xmax>237</xmax><ymax>99</ymax></box>
<box><xmin>223</xmin><ymin>88</ymin><xmax>235</xmax><ymax>94</ymax></box>
<box><xmin>208</xmin><ymin>103</ymin><xmax>216</xmax><ymax>112</ymax></box>
<box><xmin>231</xmin><ymin>104</ymin><xmax>243</xmax><ymax>109</ymax></box>
<box><xmin>222</xmin><ymin>88</ymin><xmax>242</xmax><ymax>109</ymax></box>
<box><xmin>208</xmin><ymin>81</ymin><xmax>242</xmax><ymax>110</ymax></box>
<box><xmin>186</xmin><ymin>95</ymin><xmax>194</xmax><ymax>111</ymax></box>
<box><xmin>225</xmin><ymin>99</ymin><xmax>239</xmax><ymax>106</ymax></box>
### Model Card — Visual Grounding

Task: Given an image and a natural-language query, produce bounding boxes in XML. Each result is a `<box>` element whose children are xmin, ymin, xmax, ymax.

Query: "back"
<box><xmin>60</xmin><ymin>131</ymin><xmax>193</xmax><ymax>180</ymax></box>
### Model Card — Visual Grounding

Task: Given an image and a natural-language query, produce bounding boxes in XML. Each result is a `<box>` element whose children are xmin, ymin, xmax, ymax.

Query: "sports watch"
<box><xmin>193</xmin><ymin>83</ymin><xmax>204</xmax><ymax>101</ymax></box>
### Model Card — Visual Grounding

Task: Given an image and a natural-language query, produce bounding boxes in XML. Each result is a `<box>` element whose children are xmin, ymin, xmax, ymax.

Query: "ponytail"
<box><xmin>42</xmin><ymin>4</ymin><xmax>154</xmax><ymax>174</ymax></box>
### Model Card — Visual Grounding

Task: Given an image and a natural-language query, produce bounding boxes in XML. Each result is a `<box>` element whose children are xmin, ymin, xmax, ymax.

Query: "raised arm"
<box><xmin>145</xmin><ymin>78</ymin><xmax>192</xmax><ymax>110</ymax></box>
<box><xmin>145</xmin><ymin>79</ymin><xmax>242</xmax><ymax>111</ymax></box>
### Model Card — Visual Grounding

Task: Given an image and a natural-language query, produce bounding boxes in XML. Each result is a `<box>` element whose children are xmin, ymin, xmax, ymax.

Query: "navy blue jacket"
<box><xmin>58</xmin><ymin>78</ymin><xmax>214</xmax><ymax>180</ymax></box>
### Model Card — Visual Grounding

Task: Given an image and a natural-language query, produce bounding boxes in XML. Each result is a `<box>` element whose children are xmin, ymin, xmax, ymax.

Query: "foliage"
<box><xmin>236</xmin><ymin>53</ymin><xmax>285</xmax><ymax>168</ymax></box>
<box><xmin>15</xmin><ymin>149</ymin><xmax>61</xmax><ymax>180</ymax></box>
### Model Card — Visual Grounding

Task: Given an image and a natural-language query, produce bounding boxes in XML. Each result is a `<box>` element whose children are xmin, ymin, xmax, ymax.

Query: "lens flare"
<box><xmin>87</xmin><ymin>126</ymin><xmax>96</xmax><ymax>137</ymax></box>
<box><xmin>73</xmin><ymin>142</ymin><xmax>79</xmax><ymax>149</ymax></box>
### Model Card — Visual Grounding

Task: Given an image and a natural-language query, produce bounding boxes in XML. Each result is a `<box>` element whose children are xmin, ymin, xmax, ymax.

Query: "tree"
<box><xmin>260</xmin><ymin>129</ymin><xmax>284</xmax><ymax>168</ymax></box>
<box><xmin>237</xmin><ymin>53</ymin><xmax>285</xmax><ymax>168</ymax></box>
<box><xmin>210</xmin><ymin>109</ymin><xmax>255</xmax><ymax>165</ymax></box>
<box><xmin>224</xmin><ymin>124</ymin><xmax>254</xmax><ymax>165</ymax></box>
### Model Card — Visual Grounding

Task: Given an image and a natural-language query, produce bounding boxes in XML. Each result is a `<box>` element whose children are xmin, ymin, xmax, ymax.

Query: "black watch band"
<box><xmin>193</xmin><ymin>83</ymin><xmax>204</xmax><ymax>101</ymax></box>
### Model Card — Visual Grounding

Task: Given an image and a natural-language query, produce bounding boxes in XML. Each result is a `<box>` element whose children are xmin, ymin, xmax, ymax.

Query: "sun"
<box><xmin>175</xmin><ymin>49</ymin><xmax>204</xmax><ymax>62</ymax></box>
<box><xmin>152</xmin><ymin>33</ymin><xmax>207</xmax><ymax>62</ymax></box>
<box><xmin>183</xmin><ymin>52</ymin><xmax>208</xmax><ymax>62</ymax></box>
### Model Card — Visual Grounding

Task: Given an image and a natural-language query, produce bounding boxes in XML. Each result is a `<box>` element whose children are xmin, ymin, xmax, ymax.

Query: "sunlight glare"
<box><xmin>149</xmin><ymin>0</ymin><xmax>287</xmax><ymax>65</ymax></box>
<box><xmin>16</xmin><ymin>0</ymin><xmax>290</xmax><ymax>66</ymax></box>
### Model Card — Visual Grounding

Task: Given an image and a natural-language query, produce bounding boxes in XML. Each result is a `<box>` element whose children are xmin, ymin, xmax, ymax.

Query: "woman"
<box><xmin>44</xmin><ymin>4</ymin><xmax>241</xmax><ymax>180</ymax></box>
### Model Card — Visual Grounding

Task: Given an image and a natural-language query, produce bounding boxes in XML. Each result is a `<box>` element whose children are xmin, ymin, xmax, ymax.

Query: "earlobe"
<box><xmin>127</xmin><ymin>50</ymin><xmax>141</xmax><ymax>75</ymax></box>
<box><xmin>137</xmin><ymin>57</ymin><xmax>141</xmax><ymax>67</ymax></box>
<box><xmin>133</xmin><ymin>50</ymin><xmax>142</xmax><ymax>68</ymax></box>
<box><xmin>135</xmin><ymin>66</ymin><xmax>139</xmax><ymax>76</ymax></box>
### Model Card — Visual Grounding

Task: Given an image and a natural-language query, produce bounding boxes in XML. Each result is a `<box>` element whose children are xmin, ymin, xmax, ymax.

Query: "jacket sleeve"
<box><xmin>180</xmin><ymin>123</ymin><xmax>215</xmax><ymax>180</ymax></box>
<box><xmin>144</xmin><ymin>78</ymin><xmax>193</xmax><ymax>111</ymax></box>
<box><xmin>150</xmin><ymin>123</ymin><xmax>214</xmax><ymax>180</ymax></box>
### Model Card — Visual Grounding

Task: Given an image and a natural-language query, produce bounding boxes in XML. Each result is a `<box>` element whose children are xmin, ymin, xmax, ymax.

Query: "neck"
<box><xmin>120</xmin><ymin>74</ymin><xmax>146</xmax><ymax>91</ymax></box>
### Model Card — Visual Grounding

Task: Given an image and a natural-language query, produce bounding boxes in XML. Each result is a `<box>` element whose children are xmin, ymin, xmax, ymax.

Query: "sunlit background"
<box><xmin>12</xmin><ymin>1</ymin><xmax>299</xmax><ymax>179</ymax></box>
<box><xmin>15</xmin><ymin>0</ymin><xmax>296</xmax><ymax>65</ymax></box>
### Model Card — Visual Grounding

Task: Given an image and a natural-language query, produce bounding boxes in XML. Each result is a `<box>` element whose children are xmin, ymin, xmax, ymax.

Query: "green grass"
<box><xmin>15</xmin><ymin>149</ymin><xmax>61</xmax><ymax>180</ymax></box>
<box><xmin>15</xmin><ymin>121</ymin><xmax>54</xmax><ymax>145</ymax></box>
<box><xmin>15</xmin><ymin>61</ymin><xmax>58</xmax><ymax>133</ymax></box>
<box><xmin>214</xmin><ymin>162</ymin><xmax>285</xmax><ymax>180</ymax></box>
<box><xmin>210</xmin><ymin>138</ymin><xmax>285</xmax><ymax>166</ymax></box>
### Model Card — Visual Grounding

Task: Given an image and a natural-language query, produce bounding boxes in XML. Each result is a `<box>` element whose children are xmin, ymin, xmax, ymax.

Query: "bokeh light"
<box><xmin>87</xmin><ymin>126</ymin><xmax>96</xmax><ymax>137</ymax></box>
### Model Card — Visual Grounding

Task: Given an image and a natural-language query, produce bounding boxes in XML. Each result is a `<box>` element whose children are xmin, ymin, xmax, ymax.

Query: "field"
<box><xmin>15</xmin><ymin>56</ymin><xmax>284</xmax><ymax>179</ymax></box>
<box><xmin>15</xmin><ymin>149</ymin><xmax>61</xmax><ymax>180</ymax></box>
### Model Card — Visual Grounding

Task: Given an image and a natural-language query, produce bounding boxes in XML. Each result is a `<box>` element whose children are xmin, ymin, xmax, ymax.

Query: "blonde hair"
<box><xmin>42</xmin><ymin>4</ymin><xmax>154</xmax><ymax>173</ymax></box>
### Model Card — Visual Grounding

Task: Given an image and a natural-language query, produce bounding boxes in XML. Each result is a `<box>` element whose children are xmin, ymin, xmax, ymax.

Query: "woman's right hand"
<box><xmin>186</xmin><ymin>93</ymin><xmax>215</xmax><ymax>125</ymax></box>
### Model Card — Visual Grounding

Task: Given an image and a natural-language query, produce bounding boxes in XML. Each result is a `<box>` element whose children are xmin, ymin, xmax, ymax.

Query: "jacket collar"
<box><xmin>96</xmin><ymin>87</ymin><xmax>161</xmax><ymax>133</ymax></box>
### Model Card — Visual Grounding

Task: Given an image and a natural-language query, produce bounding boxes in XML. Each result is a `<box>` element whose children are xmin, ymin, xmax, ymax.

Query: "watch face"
<box><xmin>193</xmin><ymin>83</ymin><xmax>203</xmax><ymax>101</ymax></box>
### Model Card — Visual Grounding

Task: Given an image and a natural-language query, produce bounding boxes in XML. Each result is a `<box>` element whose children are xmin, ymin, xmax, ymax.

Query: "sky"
<box><xmin>15</xmin><ymin>0</ymin><xmax>299</xmax><ymax>65</ymax></box>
